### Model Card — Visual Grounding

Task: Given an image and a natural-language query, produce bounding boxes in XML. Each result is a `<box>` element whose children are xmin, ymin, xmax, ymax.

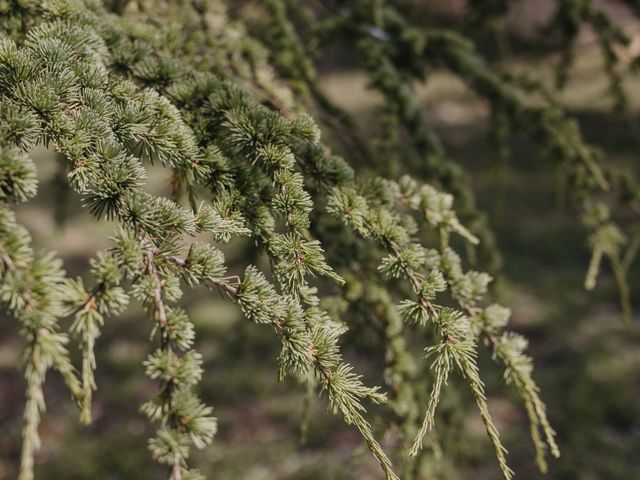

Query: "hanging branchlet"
<box><xmin>339</xmin><ymin>273</ymin><xmax>432</xmax><ymax>478</ymax></box>
<box><xmin>60</xmin><ymin>251</ymin><xmax>129</xmax><ymax>423</ymax></box>
<box><xmin>326</xmin><ymin>181</ymin><xmax>512</xmax><ymax>479</ymax></box>
<box><xmin>0</xmin><ymin>208</ymin><xmax>82</xmax><ymax>480</ymax></box>
<box><xmin>443</xmin><ymin>246</ymin><xmax>560</xmax><ymax>473</ymax></box>
<box><xmin>581</xmin><ymin>201</ymin><xmax>632</xmax><ymax>321</ymax></box>
<box><xmin>138</xmin><ymin>244</ymin><xmax>217</xmax><ymax>480</ymax></box>
<box><xmin>544</xmin><ymin>0</ymin><xmax>631</xmax><ymax>111</ymax></box>
<box><xmin>492</xmin><ymin>331</ymin><xmax>560</xmax><ymax>473</ymax></box>
<box><xmin>0</xmin><ymin>131</ymin><xmax>81</xmax><ymax>479</ymax></box>
<box><xmin>395</xmin><ymin>179</ymin><xmax>560</xmax><ymax>472</ymax></box>
<box><xmin>326</xmin><ymin>174</ymin><xmax>561</xmax><ymax>478</ymax></box>
<box><xmin>199</xmin><ymin>265</ymin><xmax>399</xmax><ymax>480</ymax></box>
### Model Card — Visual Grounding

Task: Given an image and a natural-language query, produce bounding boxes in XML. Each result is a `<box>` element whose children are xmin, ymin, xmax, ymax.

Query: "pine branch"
<box><xmin>0</xmin><ymin>2</ymin><xmax>606</xmax><ymax>478</ymax></box>
<box><xmin>171</xmin><ymin>254</ymin><xmax>400</xmax><ymax>480</ymax></box>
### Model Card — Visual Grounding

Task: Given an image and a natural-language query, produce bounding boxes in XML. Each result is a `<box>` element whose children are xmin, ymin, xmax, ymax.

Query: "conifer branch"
<box><xmin>170</xmin><ymin>255</ymin><xmax>400</xmax><ymax>480</ymax></box>
<box><xmin>6</xmin><ymin>1</ymin><xmax>636</xmax><ymax>478</ymax></box>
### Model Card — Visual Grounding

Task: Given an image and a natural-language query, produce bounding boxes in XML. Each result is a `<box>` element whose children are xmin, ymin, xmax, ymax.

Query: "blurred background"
<box><xmin>2</xmin><ymin>0</ymin><xmax>640</xmax><ymax>478</ymax></box>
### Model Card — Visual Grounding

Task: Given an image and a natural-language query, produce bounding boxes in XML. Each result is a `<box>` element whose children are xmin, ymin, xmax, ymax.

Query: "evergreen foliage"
<box><xmin>1</xmin><ymin>1</ymin><xmax>639</xmax><ymax>479</ymax></box>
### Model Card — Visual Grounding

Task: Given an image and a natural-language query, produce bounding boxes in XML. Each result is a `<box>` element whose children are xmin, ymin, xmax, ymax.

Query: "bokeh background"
<box><xmin>1</xmin><ymin>0</ymin><xmax>640</xmax><ymax>478</ymax></box>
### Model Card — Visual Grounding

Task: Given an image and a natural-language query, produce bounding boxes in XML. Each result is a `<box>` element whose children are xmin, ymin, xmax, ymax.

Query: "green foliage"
<box><xmin>1</xmin><ymin>1</ymin><xmax>639</xmax><ymax>479</ymax></box>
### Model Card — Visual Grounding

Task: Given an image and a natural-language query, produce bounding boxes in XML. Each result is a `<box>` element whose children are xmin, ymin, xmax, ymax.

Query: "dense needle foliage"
<box><xmin>1</xmin><ymin>1</ymin><xmax>639</xmax><ymax>479</ymax></box>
